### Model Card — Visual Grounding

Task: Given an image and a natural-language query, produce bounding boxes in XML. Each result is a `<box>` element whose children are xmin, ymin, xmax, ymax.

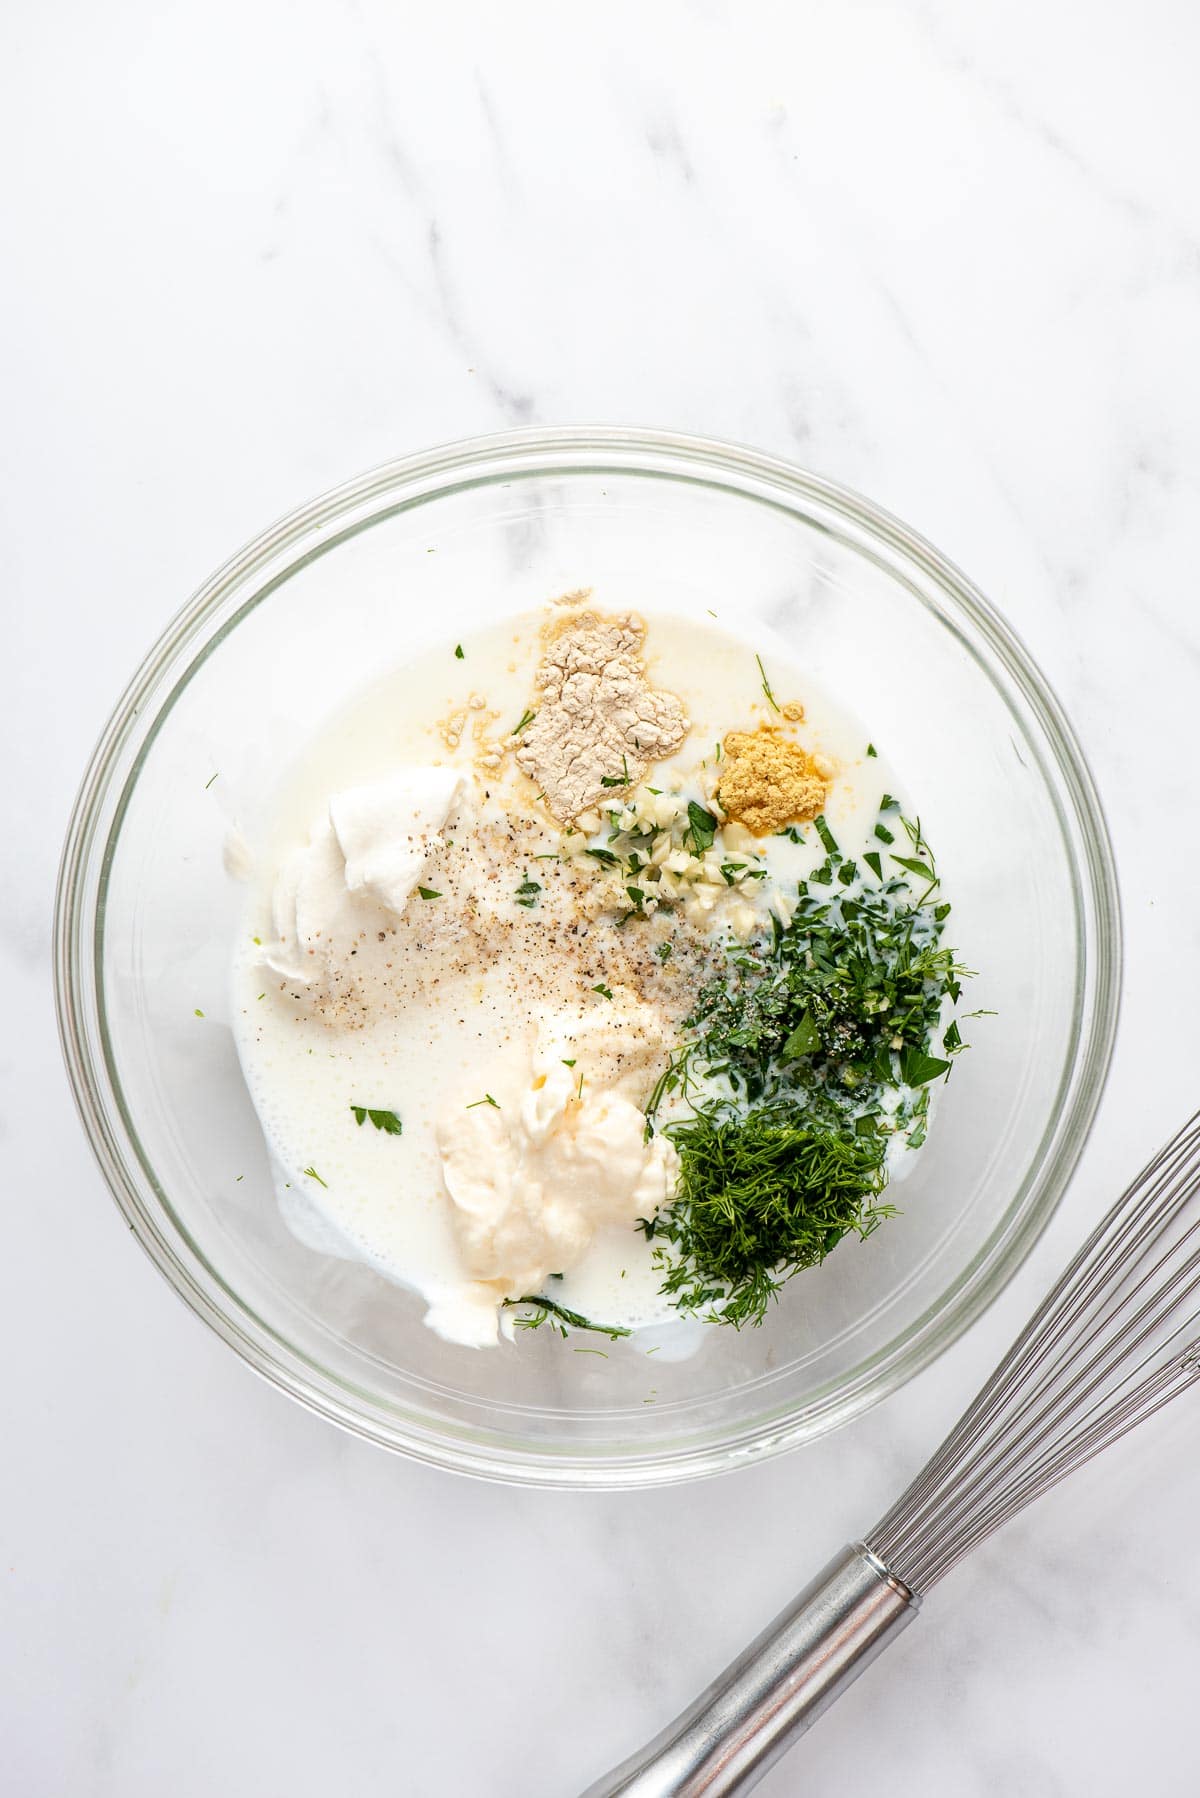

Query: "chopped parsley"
<box><xmin>866</xmin><ymin>743</ymin><xmax>877</xmax><ymax>758</ymax></box>
<box><xmin>454</xmin><ymin>644</ymin><xmax>464</xmax><ymax>659</ymax></box>
<box><xmin>417</xmin><ymin>886</ymin><xmax>442</xmax><ymax>900</ymax></box>
<box><xmin>813</xmin><ymin>814</ymin><xmax>839</xmax><ymax>857</ymax></box>
<box><xmin>351</xmin><ymin>1106</ymin><xmax>403</xmax><ymax>1135</ymax></box>
<box><xmin>592</xmin><ymin>983</ymin><xmax>614</xmax><ymax>1000</ymax></box>
<box><xmin>515</xmin><ymin>877</ymin><xmax>542</xmax><ymax>909</ymax></box>
<box><xmin>686</xmin><ymin>801</ymin><xmax>719</xmax><ymax>855</ymax></box>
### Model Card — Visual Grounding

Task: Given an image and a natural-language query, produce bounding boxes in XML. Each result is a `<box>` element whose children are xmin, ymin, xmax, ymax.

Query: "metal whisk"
<box><xmin>583</xmin><ymin>1111</ymin><xmax>1200</xmax><ymax>1797</ymax></box>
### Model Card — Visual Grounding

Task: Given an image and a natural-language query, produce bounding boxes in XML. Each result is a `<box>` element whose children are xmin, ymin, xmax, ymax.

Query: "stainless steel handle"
<box><xmin>580</xmin><ymin>1544</ymin><xmax>918</xmax><ymax>1797</ymax></box>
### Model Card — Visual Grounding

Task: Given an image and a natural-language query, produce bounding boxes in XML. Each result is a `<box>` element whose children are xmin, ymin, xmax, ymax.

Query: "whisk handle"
<box><xmin>579</xmin><ymin>1544</ymin><xmax>917</xmax><ymax>1797</ymax></box>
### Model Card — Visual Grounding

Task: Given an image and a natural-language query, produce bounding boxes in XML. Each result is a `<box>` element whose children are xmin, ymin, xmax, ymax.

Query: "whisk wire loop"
<box><xmin>868</xmin><ymin>1113</ymin><xmax>1200</xmax><ymax>1591</ymax></box>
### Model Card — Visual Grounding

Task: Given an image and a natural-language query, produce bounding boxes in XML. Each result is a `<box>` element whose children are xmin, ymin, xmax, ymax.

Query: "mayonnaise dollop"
<box><xmin>432</xmin><ymin>989</ymin><xmax>679</xmax><ymax>1345</ymax></box>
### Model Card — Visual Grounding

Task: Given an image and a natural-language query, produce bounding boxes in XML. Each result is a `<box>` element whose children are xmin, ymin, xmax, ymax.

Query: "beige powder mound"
<box><xmin>513</xmin><ymin>611</ymin><xmax>689</xmax><ymax>821</ymax></box>
<box><xmin>719</xmin><ymin>727</ymin><xmax>828</xmax><ymax>835</ymax></box>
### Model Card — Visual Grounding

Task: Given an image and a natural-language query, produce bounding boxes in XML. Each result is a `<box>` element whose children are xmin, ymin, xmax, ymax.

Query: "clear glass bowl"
<box><xmin>55</xmin><ymin>428</ymin><xmax>1121</xmax><ymax>1488</ymax></box>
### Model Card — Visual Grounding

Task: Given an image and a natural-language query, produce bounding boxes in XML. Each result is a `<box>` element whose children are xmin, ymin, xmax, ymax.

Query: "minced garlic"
<box><xmin>718</xmin><ymin>727</ymin><xmax>828</xmax><ymax>835</ymax></box>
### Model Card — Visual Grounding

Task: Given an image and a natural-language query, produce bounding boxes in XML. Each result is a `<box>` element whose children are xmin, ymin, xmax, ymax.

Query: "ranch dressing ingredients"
<box><xmin>233</xmin><ymin>604</ymin><xmax>906</xmax><ymax>1345</ymax></box>
<box><xmin>513</xmin><ymin>610</ymin><xmax>690</xmax><ymax>820</ymax></box>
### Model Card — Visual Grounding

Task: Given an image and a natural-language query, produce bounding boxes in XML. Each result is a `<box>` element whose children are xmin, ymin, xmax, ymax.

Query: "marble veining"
<box><xmin>4</xmin><ymin>1</ymin><xmax>1200</xmax><ymax>1793</ymax></box>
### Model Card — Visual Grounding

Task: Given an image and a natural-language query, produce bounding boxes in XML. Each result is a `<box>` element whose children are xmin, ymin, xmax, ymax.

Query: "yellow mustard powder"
<box><xmin>718</xmin><ymin>727</ymin><xmax>828</xmax><ymax>835</ymax></box>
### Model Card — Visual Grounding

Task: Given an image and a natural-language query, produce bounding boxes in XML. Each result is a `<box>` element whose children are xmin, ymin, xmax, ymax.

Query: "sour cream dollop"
<box><xmin>265</xmin><ymin>767</ymin><xmax>465</xmax><ymax>984</ymax></box>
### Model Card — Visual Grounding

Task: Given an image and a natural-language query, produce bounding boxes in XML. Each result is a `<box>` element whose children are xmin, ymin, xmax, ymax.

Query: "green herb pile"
<box><xmin>641</xmin><ymin>801</ymin><xmax>970</xmax><ymax>1327</ymax></box>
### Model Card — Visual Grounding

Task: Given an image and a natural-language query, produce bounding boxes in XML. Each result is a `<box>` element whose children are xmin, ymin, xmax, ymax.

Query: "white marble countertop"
<box><xmin>5</xmin><ymin>2</ymin><xmax>1200</xmax><ymax>1792</ymax></box>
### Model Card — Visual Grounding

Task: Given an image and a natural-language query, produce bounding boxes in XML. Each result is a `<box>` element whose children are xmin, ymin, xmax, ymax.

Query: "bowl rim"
<box><xmin>54</xmin><ymin>424</ymin><xmax>1123</xmax><ymax>1488</ymax></box>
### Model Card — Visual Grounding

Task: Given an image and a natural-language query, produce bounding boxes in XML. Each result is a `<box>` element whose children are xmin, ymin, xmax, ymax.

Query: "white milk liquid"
<box><xmin>232</xmin><ymin>607</ymin><xmax>910</xmax><ymax>1341</ymax></box>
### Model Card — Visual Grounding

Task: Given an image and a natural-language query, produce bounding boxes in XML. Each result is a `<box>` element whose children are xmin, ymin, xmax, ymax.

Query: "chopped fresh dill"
<box><xmin>866</xmin><ymin>744</ymin><xmax>877</xmax><ymax>758</ymax></box>
<box><xmin>515</xmin><ymin>877</ymin><xmax>542</xmax><ymax>909</ymax></box>
<box><xmin>641</xmin><ymin>1110</ymin><xmax>896</xmax><ymax>1328</ymax></box>
<box><xmin>193</xmin><ymin>1008</ymin><xmax>204</xmax><ymax>1018</ymax></box>
<box><xmin>656</xmin><ymin>941</ymin><xmax>672</xmax><ymax>961</ymax></box>
<box><xmin>756</xmin><ymin>653</ymin><xmax>780</xmax><ymax>713</ymax></box>
<box><xmin>512</xmin><ymin>708</ymin><xmax>537</xmax><ymax>735</ymax></box>
<box><xmin>466</xmin><ymin>1093</ymin><xmax>501</xmax><ymax>1110</ymax></box>
<box><xmin>503</xmin><ymin>1295</ymin><xmax>631</xmax><ymax>1339</ymax></box>
<box><xmin>302</xmin><ymin>1166</ymin><xmax>328</xmax><ymax>1188</ymax></box>
<box><xmin>351</xmin><ymin>1106</ymin><xmax>403</xmax><ymax>1135</ymax></box>
<box><xmin>204</xmin><ymin>772</ymin><xmax>219</xmax><ymax>790</ymax></box>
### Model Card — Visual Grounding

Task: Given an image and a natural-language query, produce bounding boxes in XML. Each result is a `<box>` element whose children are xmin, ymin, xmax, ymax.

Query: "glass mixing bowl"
<box><xmin>55</xmin><ymin>428</ymin><xmax>1121</xmax><ymax>1488</ymax></box>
